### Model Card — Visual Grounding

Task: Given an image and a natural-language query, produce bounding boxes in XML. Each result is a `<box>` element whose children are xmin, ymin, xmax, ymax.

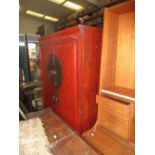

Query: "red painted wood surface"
<box><xmin>40</xmin><ymin>25</ymin><xmax>102</xmax><ymax>133</ymax></box>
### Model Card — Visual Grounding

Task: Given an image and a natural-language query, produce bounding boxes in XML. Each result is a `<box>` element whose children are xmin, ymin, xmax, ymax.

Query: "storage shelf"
<box><xmin>99</xmin><ymin>0</ymin><xmax>135</xmax><ymax>97</ymax></box>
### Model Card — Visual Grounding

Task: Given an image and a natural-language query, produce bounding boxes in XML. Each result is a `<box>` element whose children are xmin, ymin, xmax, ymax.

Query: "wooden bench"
<box><xmin>83</xmin><ymin>1</ymin><xmax>135</xmax><ymax>154</ymax></box>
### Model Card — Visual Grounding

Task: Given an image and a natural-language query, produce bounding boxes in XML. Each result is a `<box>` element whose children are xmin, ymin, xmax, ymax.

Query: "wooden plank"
<box><xmin>128</xmin><ymin>101</ymin><xmax>135</xmax><ymax>143</ymax></box>
<box><xmin>98</xmin><ymin>110</ymin><xmax>129</xmax><ymax>139</ymax></box>
<box><xmin>99</xmin><ymin>9</ymin><xmax>118</xmax><ymax>90</ymax></box>
<box><xmin>108</xmin><ymin>0</ymin><xmax>135</xmax><ymax>14</ymax></box>
<box><xmin>83</xmin><ymin>125</ymin><xmax>134</xmax><ymax>155</ymax></box>
<box><xmin>95</xmin><ymin>95</ymin><xmax>134</xmax><ymax>139</ymax></box>
<box><xmin>115</xmin><ymin>11</ymin><xmax>135</xmax><ymax>89</ymax></box>
<box><xmin>96</xmin><ymin>95</ymin><xmax>130</xmax><ymax>118</ymax></box>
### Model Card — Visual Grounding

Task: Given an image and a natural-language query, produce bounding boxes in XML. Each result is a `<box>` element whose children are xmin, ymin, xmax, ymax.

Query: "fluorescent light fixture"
<box><xmin>63</xmin><ymin>1</ymin><xmax>84</xmax><ymax>11</ymax></box>
<box><xmin>48</xmin><ymin>0</ymin><xmax>65</xmax><ymax>4</ymax></box>
<box><xmin>26</xmin><ymin>10</ymin><xmax>44</xmax><ymax>18</ymax></box>
<box><xmin>44</xmin><ymin>16</ymin><xmax>59</xmax><ymax>22</ymax></box>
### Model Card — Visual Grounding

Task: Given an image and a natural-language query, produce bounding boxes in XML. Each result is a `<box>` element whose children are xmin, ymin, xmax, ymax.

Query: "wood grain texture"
<box><xmin>27</xmin><ymin>109</ymin><xmax>101</xmax><ymax>155</ymax></box>
<box><xmin>83</xmin><ymin>125</ymin><xmax>134</xmax><ymax>155</ymax></box>
<box><xmin>98</xmin><ymin>110</ymin><xmax>129</xmax><ymax>139</ymax></box>
<box><xmin>99</xmin><ymin>9</ymin><xmax>118</xmax><ymax>90</ymax></box>
<box><xmin>96</xmin><ymin>95</ymin><xmax>133</xmax><ymax>139</ymax></box>
<box><xmin>109</xmin><ymin>0</ymin><xmax>135</xmax><ymax>14</ymax></box>
<box><xmin>96</xmin><ymin>95</ymin><xmax>130</xmax><ymax>118</ymax></box>
<box><xmin>99</xmin><ymin>0</ymin><xmax>135</xmax><ymax>94</ymax></box>
<box><xmin>128</xmin><ymin>101</ymin><xmax>135</xmax><ymax>143</ymax></box>
<box><xmin>115</xmin><ymin>12</ymin><xmax>135</xmax><ymax>89</ymax></box>
<box><xmin>101</xmin><ymin>86</ymin><xmax>135</xmax><ymax>99</ymax></box>
<box><xmin>84</xmin><ymin>1</ymin><xmax>135</xmax><ymax>154</ymax></box>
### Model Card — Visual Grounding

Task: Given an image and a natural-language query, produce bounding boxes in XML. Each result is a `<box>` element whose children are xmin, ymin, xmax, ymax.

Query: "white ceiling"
<box><xmin>19</xmin><ymin>0</ymin><xmax>102</xmax><ymax>20</ymax></box>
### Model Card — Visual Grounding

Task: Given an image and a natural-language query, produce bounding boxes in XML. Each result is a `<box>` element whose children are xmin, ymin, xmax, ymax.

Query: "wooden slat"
<box><xmin>98</xmin><ymin>110</ymin><xmax>129</xmax><ymax>139</ymax></box>
<box><xmin>96</xmin><ymin>95</ymin><xmax>130</xmax><ymax>118</ymax></box>
<box><xmin>128</xmin><ymin>101</ymin><xmax>135</xmax><ymax>143</ymax></box>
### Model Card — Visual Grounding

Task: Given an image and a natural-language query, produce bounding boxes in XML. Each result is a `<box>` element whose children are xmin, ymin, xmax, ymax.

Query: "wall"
<box><xmin>19</xmin><ymin>15</ymin><xmax>56</xmax><ymax>34</ymax></box>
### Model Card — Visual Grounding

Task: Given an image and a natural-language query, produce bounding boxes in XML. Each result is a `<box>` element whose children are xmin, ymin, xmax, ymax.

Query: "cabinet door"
<box><xmin>41</xmin><ymin>36</ymin><xmax>81</xmax><ymax>131</ymax></box>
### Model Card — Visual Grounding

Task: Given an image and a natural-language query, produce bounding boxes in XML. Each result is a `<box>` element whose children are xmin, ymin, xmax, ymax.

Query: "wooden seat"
<box><xmin>83</xmin><ymin>95</ymin><xmax>135</xmax><ymax>155</ymax></box>
<box><xmin>83</xmin><ymin>125</ymin><xmax>134</xmax><ymax>155</ymax></box>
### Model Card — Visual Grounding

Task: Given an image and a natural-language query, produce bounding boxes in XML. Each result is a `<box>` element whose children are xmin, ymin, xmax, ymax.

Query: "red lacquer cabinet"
<box><xmin>40</xmin><ymin>25</ymin><xmax>102</xmax><ymax>133</ymax></box>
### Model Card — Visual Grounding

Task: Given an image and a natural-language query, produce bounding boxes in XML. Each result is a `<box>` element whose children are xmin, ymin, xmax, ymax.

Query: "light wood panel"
<box><xmin>115</xmin><ymin>12</ymin><xmax>135</xmax><ymax>89</ymax></box>
<box><xmin>99</xmin><ymin>1</ymin><xmax>135</xmax><ymax>94</ymax></box>
<box><xmin>96</xmin><ymin>95</ymin><xmax>130</xmax><ymax>118</ymax></box>
<box><xmin>128</xmin><ymin>101</ymin><xmax>135</xmax><ymax>143</ymax></box>
<box><xmin>83</xmin><ymin>125</ymin><xmax>134</xmax><ymax>155</ymax></box>
<box><xmin>109</xmin><ymin>0</ymin><xmax>135</xmax><ymax>14</ymax></box>
<box><xmin>99</xmin><ymin>9</ymin><xmax>118</xmax><ymax>90</ymax></box>
<box><xmin>98</xmin><ymin>110</ymin><xmax>129</xmax><ymax>139</ymax></box>
<box><xmin>96</xmin><ymin>95</ymin><xmax>133</xmax><ymax>139</ymax></box>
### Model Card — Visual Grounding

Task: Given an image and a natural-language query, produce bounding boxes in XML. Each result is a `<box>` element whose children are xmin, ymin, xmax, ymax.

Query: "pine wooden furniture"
<box><xmin>83</xmin><ymin>1</ymin><xmax>135</xmax><ymax>154</ymax></box>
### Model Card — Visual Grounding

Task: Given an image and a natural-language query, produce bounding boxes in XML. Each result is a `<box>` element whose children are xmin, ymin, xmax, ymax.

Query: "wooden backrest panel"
<box><xmin>99</xmin><ymin>9</ymin><xmax>118</xmax><ymax>90</ymax></box>
<box><xmin>96</xmin><ymin>95</ymin><xmax>134</xmax><ymax>140</ymax></box>
<box><xmin>115</xmin><ymin>11</ymin><xmax>135</xmax><ymax>89</ymax></box>
<box><xmin>96</xmin><ymin>95</ymin><xmax>130</xmax><ymax>119</ymax></box>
